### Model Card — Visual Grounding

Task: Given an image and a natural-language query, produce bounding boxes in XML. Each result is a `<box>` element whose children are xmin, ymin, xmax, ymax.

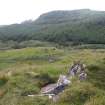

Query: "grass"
<box><xmin>0</xmin><ymin>47</ymin><xmax>105</xmax><ymax>105</ymax></box>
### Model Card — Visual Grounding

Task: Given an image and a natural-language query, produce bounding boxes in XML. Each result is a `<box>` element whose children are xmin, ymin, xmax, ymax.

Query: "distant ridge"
<box><xmin>0</xmin><ymin>9</ymin><xmax>105</xmax><ymax>44</ymax></box>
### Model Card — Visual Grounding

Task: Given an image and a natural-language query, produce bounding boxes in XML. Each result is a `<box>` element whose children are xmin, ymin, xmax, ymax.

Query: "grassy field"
<box><xmin>0</xmin><ymin>47</ymin><xmax>105</xmax><ymax>105</ymax></box>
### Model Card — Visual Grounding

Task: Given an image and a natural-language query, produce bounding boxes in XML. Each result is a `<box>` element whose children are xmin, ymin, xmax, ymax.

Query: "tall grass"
<box><xmin>0</xmin><ymin>47</ymin><xmax>105</xmax><ymax>105</ymax></box>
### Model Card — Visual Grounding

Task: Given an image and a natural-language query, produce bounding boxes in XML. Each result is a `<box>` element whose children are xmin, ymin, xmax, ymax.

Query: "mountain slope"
<box><xmin>0</xmin><ymin>9</ymin><xmax>105</xmax><ymax>44</ymax></box>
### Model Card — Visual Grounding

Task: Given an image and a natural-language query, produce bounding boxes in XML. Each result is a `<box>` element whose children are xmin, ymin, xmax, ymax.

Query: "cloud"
<box><xmin>0</xmin><ymin>0</ymin><xmax>105</xmax><ymax>25</ymax></box>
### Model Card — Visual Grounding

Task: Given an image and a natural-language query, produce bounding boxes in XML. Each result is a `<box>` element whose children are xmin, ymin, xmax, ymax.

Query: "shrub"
<box><xmin>0</xmin><ymin>75</ymin><xmax>8</xmax><ymax>87</ymax></box>
<box><xmin>59</xmin><ymin>82</ymin><xmax>97</xmax><ymax>105</ymax></box>
<box><xmin>87</xmin><ymin>64</ymin><xmax>100</xmax><ymax>71</ymax></box>
<box><xmin>36</xmin><ymin>73</ymin><xmax>55</xmax><ymax>88</ymax></box>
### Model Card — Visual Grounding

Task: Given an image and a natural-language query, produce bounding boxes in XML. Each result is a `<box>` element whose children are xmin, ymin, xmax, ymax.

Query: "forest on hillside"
<box><xmin>0</xmin><ymin>9</ymin><xmax>105</xmax><ymax>49</ymax></box>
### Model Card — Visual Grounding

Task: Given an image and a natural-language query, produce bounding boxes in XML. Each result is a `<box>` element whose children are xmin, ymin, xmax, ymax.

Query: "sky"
<box><xmin>0</xmin><ymin>0</ymin><xmax>105</xmax><ymax>25</ymax></box>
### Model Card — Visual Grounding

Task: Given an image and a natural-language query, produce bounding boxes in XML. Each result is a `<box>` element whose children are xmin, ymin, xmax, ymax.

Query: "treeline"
<box><xmin>0</xmin><ymin>40</ymin><xmax>57</xmax><ymax>49</ymax></box>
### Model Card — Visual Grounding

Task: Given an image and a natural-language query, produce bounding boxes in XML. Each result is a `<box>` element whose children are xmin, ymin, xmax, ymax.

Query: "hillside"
<box><xmin>0</xmin><ymin>9</ymin><xmax>105</xmax><ymax>44</ymax></box>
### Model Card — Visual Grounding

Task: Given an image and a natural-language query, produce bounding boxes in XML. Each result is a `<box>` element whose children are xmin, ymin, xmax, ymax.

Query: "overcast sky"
<box><xmin>0</xmin><ymin>0</ymin><xmax>105</xmax><ymax>25</ymax></box>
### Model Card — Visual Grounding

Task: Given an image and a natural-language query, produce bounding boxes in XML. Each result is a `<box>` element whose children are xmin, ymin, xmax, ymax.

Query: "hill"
<box><xmin>0</xmin><ymin>9</ymin><xmax>105</xmax><ymax>44</ymax></box>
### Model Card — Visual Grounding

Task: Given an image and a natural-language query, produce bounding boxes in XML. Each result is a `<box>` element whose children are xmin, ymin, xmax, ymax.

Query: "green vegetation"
<box><xmin>0</xmin><ymin>47</ymin><xmax>105</xmax><ymax>105</ymax></box>
<box><xmin>0</xmin><ymin>9</ymin><xmax>105</xmax><ymax>105</ymax></box>
<box><xmin>0</xmin><ymin>9</ymin><xmax>105</xmax><ymax>47</ymax></box>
